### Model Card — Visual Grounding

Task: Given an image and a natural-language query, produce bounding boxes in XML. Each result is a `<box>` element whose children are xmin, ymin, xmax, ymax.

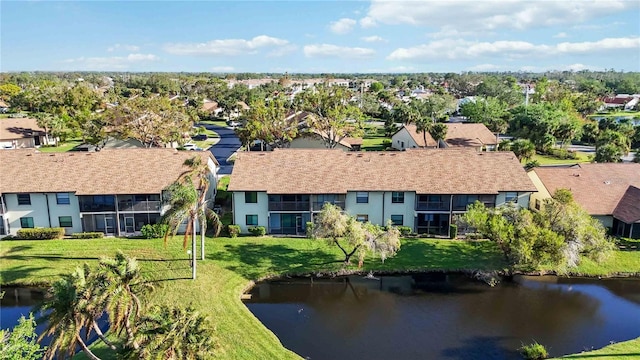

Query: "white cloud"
<box><xmin>107</xmin><ymin>43</ymin><xmax>140</xmax><ymax>52</ymax></box>
<box><xmin>163</xmin><ymin>35</ymin><xmax>290</xmax><ymax>56</ymax></box>
<box><xmin>362</xmin><ymin>0</ymin><xmax>638</xmax><ymax>31</ymax></box>
<box><xmin>211</xmin><ymin>66</ymin><xmax>234</xmax><ymax>72</ymax></box>
<box><xmin>303</xmin><ymin>44</ymin><xmax>375</xmax><ymax>59</ymax></box>
<box><xmin>329</xmin><ymin>18</ymin><xmax>357</xmax><ymax>34</ymax></box>
<box><xmin>359</xmin><ymin>16</ymin><xmax>377</xmax><ymax>28</ymax></box>
<box><xmin>387</xmin><ymin>36</ymin><xmax>640</xmax><ymax>61</ymax></box>
<box><xmin>427</xmin><ymin>27</ymin><xmax>491</xmax><ymax>39</ymax></box>
<box><xmin>468</xmin><ymin>63</ymin><xmax>501</xmax><ymax>71</ymax></box>
<box><xmin>361</xmin><ymin>35</ymin><xmax>387</xmax><ymax>43</ymax></box>
<box><xmin>61</xmin><ymin>53</ymin><xmax>158</xmax><ymax>70</ymax></box>
<box><xmin>553</xmin><ymin>32</ymin><xmax>569</xmax><ymax>39</ymax></box>
<box><xmin>267</xmin><ymin>44</ymin><xmax>298</xmax><ymax>57</ymax></box>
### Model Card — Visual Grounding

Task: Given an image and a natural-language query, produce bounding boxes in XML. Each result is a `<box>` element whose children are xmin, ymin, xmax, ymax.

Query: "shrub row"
<box><xmin>227</xmin><ymin>225</ymin><xmax>241</xmax><ymax>238</ymax></box>
<box><xmin>140</xmin><ymin>223</ymin><xmax>169</xmax><ymax>239</ymax></box>
<box><xmin>16</xmin><ymin>228</ymin><xmax>65</xmax><ymax>240</ymax></box>
<box><xmin>248</xmin><ymin>226</ymin><xmax>266</xmax><ymax>236</ymax></box>
<box><xmin>70</xmin><ymin>232</ymin><xmax>104</xmax><ymax>239</ymax></box>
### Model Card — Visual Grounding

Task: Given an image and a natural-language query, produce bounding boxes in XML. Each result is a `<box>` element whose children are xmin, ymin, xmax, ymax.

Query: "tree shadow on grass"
<box><xmin>1</xmin><ymin>265</ymin><xmax>49</xmax><ymax>285</ymax></box>
<box><xmin>441</xmin><ymin>335</ymin><xmax>519</xmax><ymax>360</ymax></box>
<box><xmin>209</xmin><ymin>243</ymin><xmax>341</xmax><ymax>280</ymax></box>
<box><xmin>373</xmin><ymin>239</ymin><xmax>506</xmax><ymax>272</ymax></box>
<box><xmin>3</xmin><ymin>244</ymin><xmax>34</xmax><ymax>254</ymax></box>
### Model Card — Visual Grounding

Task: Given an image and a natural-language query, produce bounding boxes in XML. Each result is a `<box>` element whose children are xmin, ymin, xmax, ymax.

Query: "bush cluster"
<box><xmin>248</xmin><ymin>226</ymin><xmax>266</xmax><ymax>236</ymax></box>
<box><xmin>71</xmin><ymin>232</ymin><xmax>104</xmax><ymax>239</ymax></box>
<box><xmin>227</xmin><ymin>225</ymin><xmax>241</xmax><ymax>238</ymax></box>
<box><xmin>306</xmin><ymin>222</ymin><xmax>315</xmax><ymax>238</ymax></box>
<box><xmin>449</xmin><ymin>224</ymin><xmax>458</xmax><ymax>239</ymax></box>
<box><xmin>16</xmin><ymin>228</ymin><xmax>65</xmax><ymax>240</ymax></box>
<box><xmin>140</xmin><ymin>223</ymin><xmax>169</xmax><ymax>239</ymax></box>
<box><xmin>547</xmin><ymin>148</ymin><xmax>578</xmax><ymax>160</ymax></box>
<box><xmin>519</xmin><ymin>342</ymin><xmax>548</xmax><ymax>360</ymax></box>
<box><xmin>397</xmin><ymin>226</ymin><xmax>412</xmax><ymax>236</ymax></box>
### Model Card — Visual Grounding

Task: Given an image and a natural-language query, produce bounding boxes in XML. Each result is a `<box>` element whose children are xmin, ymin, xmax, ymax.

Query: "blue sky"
<box><xmin>1</xmin><ymin>0</ymin><xmax>639</xmax><ymax>73</ymax></box>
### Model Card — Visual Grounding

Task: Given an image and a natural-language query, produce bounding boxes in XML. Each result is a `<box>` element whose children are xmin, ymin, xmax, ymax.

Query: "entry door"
<box><xmin>124</xmin><ymin>216</ymin><xmax>135</xmax><ymax>233</ymax></box>
<box><xmin>296</xmin><ymin>216</ymin><xmax>303</xmax><ymax>235</ymax></box>
<box><xmin>105</xmin><ymin>215</ymin><xmax>115</xmax><ymax>235</ymax></box>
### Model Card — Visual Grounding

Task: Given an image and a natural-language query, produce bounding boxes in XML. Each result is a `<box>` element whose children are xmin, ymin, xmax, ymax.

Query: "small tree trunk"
<box><xmin>92</xmin><ymin>322</ymin><xmax>117</xmax><ymax>350</ymax></box>
<box><xmin>76</xmin><ymin>334</ymin><xmax>102</xmax><ymax>360</ymax></box>
<box><xmin>200</xmin><ymin>219</ymin><xmax>205</xmax><ymax>261</ymax></box>
<box><xmin>192</xmin><ymin>217</ymin><xmax>197</xmax><ymax>279</ymax></box>
<box><xmin>124</xmin><ymin>311</ymin><xmax>139</xmax><ymax>350</ymax></box>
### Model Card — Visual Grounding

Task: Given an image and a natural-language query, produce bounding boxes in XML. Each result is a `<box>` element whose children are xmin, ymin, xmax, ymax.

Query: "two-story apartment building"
<box><xmin>228</xmin><ymin>148</ymin><xmax>536</xmax><ymax>236</ymax></box>
<box><xmin>0</xmin><ymin>149</ymin><xmax>218</xmax><ymax>237</ymax></box>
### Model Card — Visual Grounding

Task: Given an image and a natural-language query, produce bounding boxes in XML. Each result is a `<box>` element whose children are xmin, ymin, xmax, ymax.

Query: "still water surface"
<box><xmin>244</xmin><ymin>274</ymin><xmax>640</xmax><ymax>360</ymax></box>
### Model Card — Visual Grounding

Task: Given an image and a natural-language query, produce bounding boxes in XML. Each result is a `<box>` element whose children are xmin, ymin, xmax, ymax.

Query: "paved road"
<box><xmin>200</xmin><ymin>123</ymin><xmax>241</xmax><ymax>176</ymax></box>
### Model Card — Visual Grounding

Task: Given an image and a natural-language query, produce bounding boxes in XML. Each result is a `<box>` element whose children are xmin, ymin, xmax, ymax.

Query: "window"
<box><xmin>356</xmin><ymin>192</ymin><xmax>369</xmax><ymax>203</ymax></box>
<box><xmin>401</xmin><ymin>141</ymin><xmax>405</xmax><ymax>148</ymax></box>
<box><xmin>56</xmin><ymin>193</ymin><xmax>70</xmax><ymax>205</ymax></box>
<box><xmin>390</xmin><ymin>215</ymin><xmax>403</xmax><ymax>226</ymax></box>
<box><xmin>246</xmin><ymin>214</ymin><xmax>258</xmax><ymax>226</ymax></box>
<box><xmin>245</xmin><ymin>192</ymin><xmax>258</xmax><ymax>203</ymax></box>
<box><xmin>20</xmin><ymin>217</ymin><xmax>34</xmax><ymax>228</ymax></box>
<box><xmin>535</xmin><ymin>199</ymin><xmax>541</xmax><ymax>211</ymax></box>
<box><xmin>17</xmin><ymin>194</ymin><xmax>31</xmax><ymax>205</ymax></box>
<box><xmin>505</xmin><ymin>192</ymin><xmax>518</xmax><ymax>203</ymax></box>
<box><xmin>392</xmin><ymin>192</ymin><xmax>404</xmax><ymax>203</ymax></box>
<box><xmin>59</xmin><ymin>216</ymin><xmax>73</xmax><ymax>227</ymax></box>
<box><xmin>356</xmin><ymin>214</ymin><xmax>369</xmax><ymax>222</ymax></box>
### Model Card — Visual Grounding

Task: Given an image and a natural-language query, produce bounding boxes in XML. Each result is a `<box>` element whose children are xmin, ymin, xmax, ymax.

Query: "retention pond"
<box><xmin>244</xmin><ymin>274</ymin><xmax>640</xmax><ymax>360</ymax></box>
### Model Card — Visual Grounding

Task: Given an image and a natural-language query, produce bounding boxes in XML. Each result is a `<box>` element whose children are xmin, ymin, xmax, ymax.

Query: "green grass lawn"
<box><xmin>1</xmin><ymin>236</ymin><xmax>639</xmax><ymax>359</ymax></box>
<box><xmin>37</xmin><ymin>139</ymin><xmax>84</xmax><ymax>153</ymax></box>
<box><xmin>556</xmin><ymin>337</ymin><xmax>640</xmax><ymax>359</ymax></box>
<box><xmin>587</xmin><ymin>111</ymin><xmax>640</xmax><ymax>119</ymax></box>
<box><xmin>361</xmin><ymin>125</ymin><xmax>388</xmax><ymax>151</ymax></box>
<box><xmin>527</xmin><ymin>152</ymin><xmax>592</xmax><ymax>166</ymax></box>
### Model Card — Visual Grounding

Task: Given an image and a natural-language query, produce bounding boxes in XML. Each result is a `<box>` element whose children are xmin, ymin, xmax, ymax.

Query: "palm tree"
<box><xmin>511</xmin><ymin>138</ymin><xmax>536</xmax><ymax>163</ymax></box>
<box><xmin>73</xmin><ymin>264</ymin><xmax>116</xmax><ymax>351</ymax></box>
<box><xmin>428</xmin><ymin>123</ymin><xmax>448</xmax><ymax>148</ymax></box>
<box><xmin>98</xmin><ymin>251</ymin><xmax>152</xmax><ymax>351</ymax></box>
<box><xmin>39</xmin><ymin>270</ymin><xmax>102</xmax><ymax>360</ymax></box>
<box><xmin>163</xmin><ymin>156</ymin><xmax>221</xmax><ymax>279</ymax></box>
<box><xmin>414</xmin><ymin>116</ymin><xmax>433</xmax><ymax>148</ymax></box>
<box><xmin>134</xmin><ymin>305</ymin><xmax>216</xmax><ymax>360</ymax></box>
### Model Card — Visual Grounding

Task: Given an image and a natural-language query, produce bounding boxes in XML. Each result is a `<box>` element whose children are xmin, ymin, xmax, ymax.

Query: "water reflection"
<box><xmin>245</xmin><ymin>274</ymin><xmax>640</xmax><ymax>360</ymax></box>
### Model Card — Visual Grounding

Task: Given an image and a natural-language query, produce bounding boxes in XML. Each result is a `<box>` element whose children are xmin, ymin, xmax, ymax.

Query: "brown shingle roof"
<box><xmin>0</xmin><ymin>118</ymin><xmax>45</xmax><ymax>140</ymax></box>
<box><xmin>613</xmin><ymin>186</ymin><xmax>640</xmax><ymax>223</ymax></box>
<box><xmin>444</xmin><ymin>123</ymin><xmax>497</xmax><ymax>147</ymax></box>
<box><xmin>533</xmin><ymin>163</ymin><xmax>640</xmax><ymax>215</ymax></box>
<box><xmin>228</xmin><ymin>148</ymin><xmax>536</xmax><ymax>194</ymax></box>
<box><xmin>0</xmin><ymin>149</ymin><xmax>218</xmax><ymax>195</ymax></box>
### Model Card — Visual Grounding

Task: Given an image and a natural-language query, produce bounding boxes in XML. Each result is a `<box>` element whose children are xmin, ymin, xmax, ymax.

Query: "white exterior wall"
<box><xmin>391</xmin><ymin>128</ymin><xmax>419</xmax><ymax>151</ymax></box>
<box><xmin>232</xmin><ymin>191</ymin><xmax>269</xmax><ymax>233</ymax></box>
<box><xmin>290</xmin><ymin>136</ymin><xmax>351</xmax><ymax>151</ymax></box>
<box><xmin>382</xmin><ymin>191</ymin><xmax>416</xmax><ymax>229</ymax></box>
<box><xmin>4</xmin><ymin>193</ymin><xmax>82</xmax><ymax>235</ymax></box>
<box><xmin>344</xmin><ymin>191</ymin><xmax>384</xmax><ymax>225</ymax></box>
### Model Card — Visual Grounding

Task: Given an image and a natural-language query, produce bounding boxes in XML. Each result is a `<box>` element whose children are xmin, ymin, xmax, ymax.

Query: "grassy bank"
<box><xmin>1</xmin><ymin>236</ymin><xmax>639</xmax><ymax>359</ymax></box>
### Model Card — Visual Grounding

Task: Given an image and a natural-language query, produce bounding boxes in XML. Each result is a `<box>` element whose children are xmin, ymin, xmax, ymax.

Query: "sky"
<box><xmin>1</xmin><ymin>0</ymin><xmax>639</xmax><ymax>73</ymax></box>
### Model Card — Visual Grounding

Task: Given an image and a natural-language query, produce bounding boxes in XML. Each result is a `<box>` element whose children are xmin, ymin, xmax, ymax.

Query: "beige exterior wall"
<box><xmin>232</xmin><ymin>191</ymin><xmax>269</xmax><ymax>233</ymax></box>
<box><xmin>289</xmin><ymin>137</ymin><xmax>350</xmax><ymax>151</ymax></box>
<box><xmin>527</xmin><ymin>170</ymin><xmax>552</xmax><ymax>212</ymax></box>
<box><xmin>345</xmin><ymin>191</ymin><xmax>385</xmax><ymax>224</ymax></box>
<box><xmin>391</xmin><ymin>128</ymin><xmax>420</xmax><ymax>150</ymax></box>
<box><xmin>496</xmin><ymin>191</ymin><xmax>531</xmax><ymax>209</ymax></box>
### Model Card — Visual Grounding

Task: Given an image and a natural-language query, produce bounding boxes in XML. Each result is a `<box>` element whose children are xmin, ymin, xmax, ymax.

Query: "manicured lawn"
<box><xmin>527</xmin><ymin>152</ymin><xmax>592</xmax><ymax>165</ymax></box>
<box><xmin>361</xmin><ymin>125</ymin><xmax>388</xmax><ymax>151</ymax></box>
<box><xmin>37</xmin><ymin>140</ymin><xmax>83</xmax><ymax>153</ymax></box>
<box><xmin>587</xmin><ymin>111</ymin><xmax>640</xmax><ymax>119</ymax></box>
<box><xmin>556</xmin><ymin>337</ymin><xmax>640</xmax><ymax>359</ymax></box>
<box><xmin>2</xmin><ymin>237</ymin><xmax>639</xmax><ymax>359</ymax></box>
<box><xmin>199</xmin><ymin>119</ymin><xmax>228</xmax><ymax>127</ymax></box>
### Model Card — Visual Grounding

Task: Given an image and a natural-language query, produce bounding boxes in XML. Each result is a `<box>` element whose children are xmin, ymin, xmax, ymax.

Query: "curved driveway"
<box><xmin>200</xmin><ymin>123</ymin><xmax>242</xmax><ymax>175</ymax></box>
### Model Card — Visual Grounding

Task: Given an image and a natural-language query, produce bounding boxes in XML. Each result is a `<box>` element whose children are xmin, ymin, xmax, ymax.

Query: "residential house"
<box><xmin>228</xmin><ymin>148</ymin><xmax>536</xmax><ymax>235</ymax></box>
<box><xmin>391</xmin><ymin>123</ymin><xmax>497</xmax><ymax>151</ymax></box>
<box><xmin>601</xmin><ymin>95</ymin><xmax>639</xmax><ymax>110</ymax></box>
<box><xmin>528</xmin><ymin>163</ymin><xmax>640</xmax><ymax>238</ymax></box>
<box><xmin>290</xmin><ymin>129</ymin><xmax>362</xmax><ymax>151</ymax></box>
<box><xmin>0</xmin><ymin>149</ymin><xmax>218</xmax><ymax>237</ymax></box>
<box><xmin>0</xmin><ymin>118</ymin><xmax>52</xmax><ymax>149</ymax></box>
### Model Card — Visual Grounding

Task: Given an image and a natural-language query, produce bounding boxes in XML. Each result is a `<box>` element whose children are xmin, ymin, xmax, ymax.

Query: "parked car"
<box><xmin>227</xmin><ymin>120</ymin><xmax>241</xmax><ymax>128</ymax></box>
<box><xmin>183</xmin><ymin>143</ymin><xmax>202</xmax><ymax>151</ymax></box>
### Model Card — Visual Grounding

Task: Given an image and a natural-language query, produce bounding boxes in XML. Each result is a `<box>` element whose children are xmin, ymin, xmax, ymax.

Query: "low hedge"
<box><xmin>228</xmin><ymin>225</ymin><xmax>241</xmax><ymax>238</ymax></box>
<box><xmin>71</xmin><ymin>232</ymin><xmax>104</xmax><ymax>239</ymax></box>
<box><xmin>248</xmin><ymin>226</ymin><xmax>266</xmax><ymax>236</ymax></box>
<box><xmin>16</xmin><ymin>228</ymin><xmax>65</xmax><ymax>240</ymax></box>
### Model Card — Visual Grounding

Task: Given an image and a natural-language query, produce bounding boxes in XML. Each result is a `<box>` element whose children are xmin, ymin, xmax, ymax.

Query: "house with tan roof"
<box><xmin>0</xmin><ymin>149</ymin><xmax>219</xmax><ymax>237</ymax></box>
<box><xmin>528</xmin><ymin>163</ymin><xmax>640</xmax><ymax>238</ymax></box>
<box><xmin>228</xmin><ymin>148</ymin><xmax>536</xmax><ymax>235</ymax></box>
<box><xmin>0</xmin><ymin>118</ymin><xmax>52</xmax><ymax>149</ymax></box>
<box><xmin>391</xmin><ymin>123</ymin><xmax>498</xmax><ymax>152</ymax></box>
